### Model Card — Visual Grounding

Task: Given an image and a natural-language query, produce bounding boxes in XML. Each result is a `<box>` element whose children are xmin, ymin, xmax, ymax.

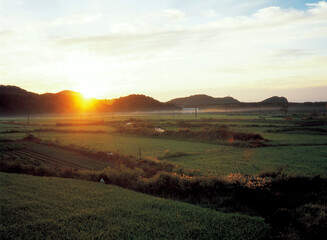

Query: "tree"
<box><xmin>280</xmin><ymin>103</ymin><xmax>289</xmax><ymax>117</ymax></box>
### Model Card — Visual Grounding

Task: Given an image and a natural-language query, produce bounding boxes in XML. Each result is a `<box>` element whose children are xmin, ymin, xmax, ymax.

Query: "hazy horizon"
<box><xmin>2</xmin><ymin>84</ymin><xmax>327</xmax><ymax>103</ymax></box>
<box><xmin>1</xmin><ymin>0</ymin><xmax>327</xmax><ymax>102</ymax></box>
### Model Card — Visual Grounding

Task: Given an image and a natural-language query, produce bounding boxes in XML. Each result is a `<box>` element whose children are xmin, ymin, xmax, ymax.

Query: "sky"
<box><xmin>0</xmin><ymin>0</ymin><xmax>327</xmax><ymax>102</ymax></box>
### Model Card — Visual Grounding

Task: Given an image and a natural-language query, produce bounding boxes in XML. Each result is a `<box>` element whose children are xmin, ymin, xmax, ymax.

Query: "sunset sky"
<box><xmin>0</xmin><ymin>0</ymin><xmax>327</xmax><ymax>102</ymax></box>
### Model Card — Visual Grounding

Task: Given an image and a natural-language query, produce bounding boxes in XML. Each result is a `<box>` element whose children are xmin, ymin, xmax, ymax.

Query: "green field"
<box><xmin>0</xmin><ymin>172</ymin><xmax>268</xmax><ymax>240</ymax></box>
<box><xmin>1</xmin><ymin>112</ymin><xmax>326</xmax><ymax>176</ymax></box>
<box><xmin>1</xmin><ymin>112</ymin><xmax>326</xmax><ymax>239</ymax></box>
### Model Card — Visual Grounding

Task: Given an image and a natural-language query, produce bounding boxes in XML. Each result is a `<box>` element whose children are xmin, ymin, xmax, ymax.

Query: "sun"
<box><xmin>76</xmin><ymin>85</ymin><xmax>102</xmax><ymax>99</ymax></box>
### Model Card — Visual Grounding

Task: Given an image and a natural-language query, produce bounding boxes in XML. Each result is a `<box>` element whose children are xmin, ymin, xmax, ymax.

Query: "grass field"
<box><xmin>1</xmin><ymin>112</ymin><xmax>326</xmax><ymax>239</ymax></box>
<box><xmin>1</xmin><ymin>112</ymin><xmax>326</xmax><ymax>177</ymax></box>
<box><xmin>0</xmin><ymin>172</ymin><xmax>269</xmax><ymax>240</ymax></box>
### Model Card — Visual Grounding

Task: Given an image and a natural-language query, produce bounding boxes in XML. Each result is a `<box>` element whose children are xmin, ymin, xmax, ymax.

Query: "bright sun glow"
<box><xmin>64</xmin><ymin>53</ymin><xmax>110</xmax><ymax>99</ymax></box>
<box><xmin>76</xmin><ymin>85</ymin><xmax>102</xmax><ymax>99</ymax></box>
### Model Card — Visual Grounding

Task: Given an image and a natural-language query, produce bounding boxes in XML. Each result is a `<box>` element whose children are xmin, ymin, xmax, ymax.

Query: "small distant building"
<box><xmin>155</xmin><ymin>127</ymin><xmax>165</xmax><ymax>133</ymax></box>
<box><xmin>182</xmin><ymin>108</ymin><xmax>199</xmax><ymax>112</ymax></box>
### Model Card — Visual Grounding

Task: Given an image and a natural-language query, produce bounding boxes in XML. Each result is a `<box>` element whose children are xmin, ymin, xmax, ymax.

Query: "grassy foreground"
<box><xmin>0</xmin><ymin>172</ymin><xmax>269</xmax><ymax>240</ymax></box>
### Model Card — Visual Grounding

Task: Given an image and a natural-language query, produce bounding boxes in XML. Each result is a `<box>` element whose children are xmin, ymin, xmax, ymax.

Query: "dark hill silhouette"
<box><xmin>0</xmin><ymin>85</ymin><xmax>105</xmax><ymax>114</ymax></box>
<box><xmin>111</xmin><ymin>94</ymin><xmax>178</xmax><ymax>111</ymax></box>
<box><xmin>167</xmin><ymin>94</ymin><xmax>239</xmax><ymax>107</ymax></box>
<box><xmin>1</xmin><ymin>85</ymin><xmax>325</xmax><ymax>114</ymax></box>
<box><xmin>0</xmin><ymin>86</ymin><xmax>177</xmax><ymax>114</ymax></box>
<box><xmin>0</xmin><ymin>85</ymin><xmax>35</xmax><ymax>96</ymax></box>
<box><xmin>56</xmin><ymin>90</ymin><xmax>83</xmax><ymax>97</ymax></box>
<box><xmin>0</xmin><ymin>85</ymin><xmax>39</xmax><ymax>114</ymax></box>
<box><xmin>261</xmin><ymin>96</ymin><xmax>288</xmax><ymax>104</ymax></box>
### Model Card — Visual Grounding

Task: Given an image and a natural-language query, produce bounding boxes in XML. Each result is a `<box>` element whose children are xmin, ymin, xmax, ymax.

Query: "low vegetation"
<box><xmin>1</xmin><ymin>137</ymin><xmax>326</xmax><ymax>239</ymax></box>
<box><xmin>1</xmin><ymin>112</ymin><xmax>326</xmax><ymax>239</ymax></box>
<box><xmin>116</xmin><ymin>122</ymin><xmax>266</xmax><ymax>147</ymax></box>
<box><xmin>0</xmin><ymin>172</ymin><xmax>269</xmax><ymax>240</ymax></box>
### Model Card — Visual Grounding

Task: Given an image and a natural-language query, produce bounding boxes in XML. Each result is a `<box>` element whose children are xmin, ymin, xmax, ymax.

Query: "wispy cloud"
<box><xmin>202</xmin><ymin>9</ymin><xmax>218</xmax><ymax>18</ymax></box>
<box><xmin>54</xmin><ymin>2</ymin><xmax>327</xmax><ymax>59</ymax></box>
<box><xmin>49</xmin><ymin>13</ymin><xmax>102</xmax><ymax>26</ymax></box>
<box><xmin>273</xmin><ymin>49</ymin><xmax>314</xmax><ymax>58</ymax></box>
<box><xmin>0</xmin><ymin>29</ymin><xmax>14</xmax><ymax>37</ymax></box>
<box><xmin>163</xmin><ymin>9</ymin><xmax>187</xmax><ymax>21</ymax></box>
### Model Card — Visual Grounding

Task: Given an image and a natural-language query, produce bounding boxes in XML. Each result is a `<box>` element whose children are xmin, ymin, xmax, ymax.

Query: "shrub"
<box><xmin>115</xmin><ymin>121</ymin><xmax>265</xmax><ymax>145</ymax></box>
<box><xmin>24</xmin><ymin>134</ymin><xmax>37</xmax><ymax>140</ymax></box>
<box><xmin>158</xmin><ymin>151</ymin><xmax>192</xmax><ymax>159</ymax></box>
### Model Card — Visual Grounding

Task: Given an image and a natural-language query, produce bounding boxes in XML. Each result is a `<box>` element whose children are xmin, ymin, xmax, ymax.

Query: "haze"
<box><xmin>0</xmin><ymin>0</ymin><xmax>327</xmax><ymax>102</ymax></box>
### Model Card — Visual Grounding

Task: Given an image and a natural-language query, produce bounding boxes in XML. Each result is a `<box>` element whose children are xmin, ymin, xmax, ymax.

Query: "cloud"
<box><xmin>205</xmin><ymin>6</ymin><xmax>306</xmax><ymax>31</ymax></box>
<box><xmin>0</xmin><ymin>29</ymin><xmax>14</xmax><ymax>37</ymax></box>
<box><xmin>163</xmin><ymin>8</ymin><xmax>187</xmax><ymax>21</ymax></box>
<box><xmin>306</xmin><ymin>1</ymin><xmax>327</xmax><ymax>14</ymax></box>
<box><xmin>55</xmin><ymin>30</ymin><xmax>193</xmax><ymax>60</ymax></box>
<box><xmin>54</xmin><ymin>2</ymin><xmax>327</xmax><ymax>58</ymax></box>
<box><xmin>306</xmin><ymin>1</ymin><xmax>327</xmax><ymax>8</ymax></box>
<box><xmin>49</xmin><ymin>13</ymin><xmax>102</xmax><ymax>26</ymax></box>
<box><xmin>1</xmin><ymin>1</ymin><xmax>327</xmax><ymax>100</ymax></box>
<box><xmin>203</xmin><ymin>9</ymin><xmax>218</xmax><ymax>17</ymax></box>
<box><xmin>273</xmin><ymin>49</ymin><xmax>313</xmax><ymax>58</ymax></box>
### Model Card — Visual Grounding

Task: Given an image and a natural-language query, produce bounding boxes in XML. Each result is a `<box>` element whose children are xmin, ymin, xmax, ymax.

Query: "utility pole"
<box><xmin>138</xmin><ymin>146</ymin><xmax>142</xmax><ymax>160</ymax></box>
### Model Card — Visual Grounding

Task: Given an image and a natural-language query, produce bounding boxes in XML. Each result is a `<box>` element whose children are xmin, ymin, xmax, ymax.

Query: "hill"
<box><xmin>0</xmin><ymin>172</ymin><xmax>268</xmax><ymax>239</ymax></box>
<box><xmin>0</xmin><ymin>85</ymin><xmax>92</xmax><ymax>114</ymax></box>
<box><xmin>0</xmin><ymin>86</ymin><xmax>177</xmax><ymax>114</ymax></box>
<box><xmin>167</xmin><ymin>94</ymin><xmax>240</xmax><ymax>107</ymax></box>
<box><xmin>0</xmin><ymin>85</ymin><xmax>35</xmax><ymax>96</ymax></box>
<box><xmin>111</xmin><ymin>94</ymin><xmax>178</xmax><ymax>111</ymax></box>
<box><xmin>261</xmin><ymin>96</ymin><xmax>288</xmax><ymax>104</ymax></box>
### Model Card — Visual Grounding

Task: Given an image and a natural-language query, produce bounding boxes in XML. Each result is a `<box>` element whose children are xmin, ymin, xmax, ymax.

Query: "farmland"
<box><xmin>0</xmin><ymin>172</ymin><xmax>269</xmax><ymax>240</ymax></box>
<box><xmin>0</xmin><ymin>111</ymin><xmax>327</xmax><ymax>239</ymax></box>
<box><xmin>2</xmin><ymin>0</ymin><xmax>327</xmax><ymax>239</ymax></box>
<box><xmin>1</xmin><ymin>112</ymin><xmax>326</xmax><ymax>177</ymax></box>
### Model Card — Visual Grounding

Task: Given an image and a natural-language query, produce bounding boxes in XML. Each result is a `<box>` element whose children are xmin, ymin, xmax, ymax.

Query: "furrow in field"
<box><xmin>10</xmin><ymin>151</ymin><xmax>59</xmax><ymax>168</ymax></box>
<box><xmin>13</xmin><ymin>149</ymin><xmax>68</xmax><ymax>168</ymax></box>
<box><xmin>14</xmin><ymin>149</ymin><xmax>85</xmax><ymax>169</ymax></box>
<box><xmin>7</xmin><ymin>141</ymin><xmax>108</xmax><ymax>170</ymax></box>
<box><xmin>25</xmin><ymin>149</ymin><xmax>86</xmax><ymax>169</ymax></box>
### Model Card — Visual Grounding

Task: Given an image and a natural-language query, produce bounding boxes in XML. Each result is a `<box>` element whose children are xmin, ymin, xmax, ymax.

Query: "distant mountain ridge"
<box><xmin>0</xmin><ymin>85</ymin><xmax>34</xmax><ymax>96</ymax></box>
<box><xmin>111</xmin><ymin>94</ymin><xmax>177</xmax><ymax>111</ymax></box>
<box><xmin>3</xmin><ymin>85</ymin><xmax>323</xmax><ymax>115</ymax></box>
<box><xmin>0</xmin><ymin>85</ymin><xmax>177</xmax><ymax>114</ymax></box>
<box><xmin>167</xmin><ymin>94</ymin><xmax>240</xmax><ymax>107</ymax></box>
<box><xmin>260</xmin><ymin>96</ymin><xmax>288</xmax><ymax>104</ymax></box>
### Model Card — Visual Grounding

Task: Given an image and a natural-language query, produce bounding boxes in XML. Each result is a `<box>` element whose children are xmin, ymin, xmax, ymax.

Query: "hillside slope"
<box><xmin>261</xmin><ymin>96</ymin><xmax>288</xmax><ymax>104</ymax></box>
<box><xmin>0</xmin><ymin>172</ymin><xmax>268</xmax><ymax>239</ymax></box>
<box><xmin>167</xmin><ymin>94</ymin><xmax>240</xmax><ymax>107</ymax></box>
<box><xmin>111</xmin><ymin>94</ymin><xmax>178</xmax><ymax>111</ymax></box>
